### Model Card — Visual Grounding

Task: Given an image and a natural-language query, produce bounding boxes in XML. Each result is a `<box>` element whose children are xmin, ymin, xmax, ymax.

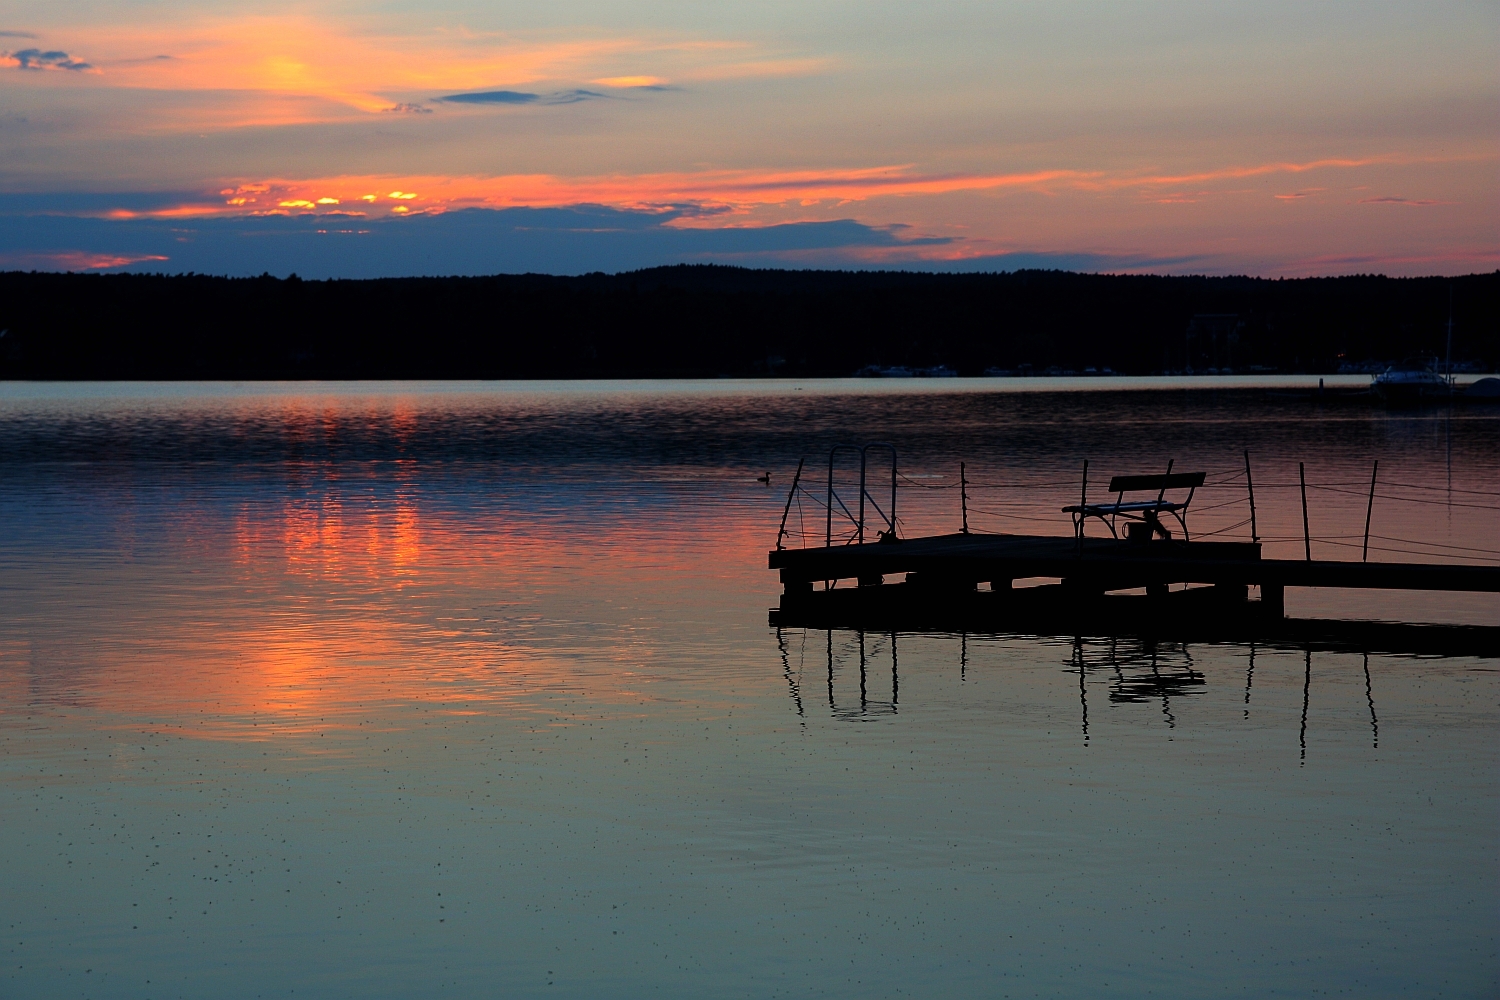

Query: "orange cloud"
<box><xmin>117</xmin><ymin>166</ymin><xmax>1099</xmax><ymax>220</ymax></box>
<box><xmin>73</xmin><ymin>18</ymin><xmax>648</xmax><ymax>116</ymax></box>
<box><xmin>96</xmin><ymin>152</ymin><xmax>1483</xmax><ymax>223</ymax></box>
<box><xmin>593</xmin><ymin>75</ymin><xmax>669</xmax><ymax>88</ymax></box>
<box><xmin>1123</xmin><ymin>157</ymin><xmax>1384</xmax><ymax>188</ymax></box>
<box><xmin>28</xmin><ymin>16</ymin><xmax>815</xmax><ymax>125</ymax></box>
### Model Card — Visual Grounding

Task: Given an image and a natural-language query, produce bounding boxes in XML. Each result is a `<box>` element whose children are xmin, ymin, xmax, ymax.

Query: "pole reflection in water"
<box><xmin>859</xmin><ymin>630</ymin><xmax>866</xmax><ymax>709</ymax></box>
<box><xmin>1073</xmin><ymin>638</ymin><xmax>1090</xmax><ymax>745</ymax></box>
<box><xmin>782</xmin><ymin>629</ymin><xmax>1395</xmax><ymax>767</ymax></box>
<box><xmin>1245</xmin><ymin>643</ymin><xmax>1256</xmax><ymax>719</ymax></box>
<box><xmin>776</xmin><ymin>627</ymin><xmax>804</xmax><ymax>719</ymax></box>
<box><xmin>821</xmin><ymin>629</ymin><xmax>899</xmax><ymax>719</ymax></box>
<box><xmin>890</xmin><ymin>630</ymin><xmax>899</xmax><ymax>712</ymax></box>
<box><xmin>1301</xmin><ymin>648</ymin><xmax>1313</xmax><ymax>765</ymax></box>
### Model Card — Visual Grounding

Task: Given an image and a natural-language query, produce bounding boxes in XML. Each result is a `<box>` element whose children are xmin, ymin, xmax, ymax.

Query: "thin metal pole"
<box><xmin>857</xmin><ymin>450</ymin><xmax>867</xmax><ymax>545</ymax></box>
<box><xmin>826</xmin><ymin>454</ymin><xmax>834</xmax><ymax>548</ymax></box>
<box><xmin>1243</xmin><ymin>450</ymin><xmax>1259</xmax><ymax>543</ymax></box>
<box><xmin>1362</xmin><ymin>459</ymin><xmax>1378</xmax><ymax>561</ymax></box>
<box><xmin>776</xmin><ymin>457</ymin><xmax>805</xmax><ymax>552</ymax></box>
<box><xmin>889</xmin><ymin>449</ymin><xmax>897</xmax><ymax>540</ymax></box>
<box><xmin>1299</xmin><ymin>461</ymin><xmax>1311</xmax><ymax>561</ymax></box>
<box><xmin>1077</xmin><ymin>459</ymin><xmax>1089</xmax><ymax>553</ymax></box>
<box><xmin>1445</xmin><ymin>284</ymin><xmax>1454</xmax><ymax>395</ymax></box>
<box><xmin>960</xmin><ymin>461</ymin><xmax>969</xmax><ymax>534</ymax></box>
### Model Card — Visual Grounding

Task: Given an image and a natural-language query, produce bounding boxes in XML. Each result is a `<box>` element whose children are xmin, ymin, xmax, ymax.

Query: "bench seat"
<box><xmin>1064</xmin><ymin>466</ymin><xmax>1205</xmax><ymax>541</ymax></box>
<box><xmin>1063</xmin><ymin>500</ymin><xmax>1190</xmax><ymax>516</ymax></box>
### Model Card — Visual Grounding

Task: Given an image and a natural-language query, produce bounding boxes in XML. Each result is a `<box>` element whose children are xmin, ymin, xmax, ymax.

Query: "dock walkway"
<box><xmin>772</xmin><ymin>533</ymin><xmax>1500</xmax><ymax>605</ymax></box>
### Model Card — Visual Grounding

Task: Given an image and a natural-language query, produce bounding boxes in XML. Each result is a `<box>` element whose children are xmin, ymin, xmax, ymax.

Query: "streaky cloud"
<box><xmin>1357</xmin><ymin>196</ymin><xmax>1450</xmax><ymax>207</ymax></box>
<box><xmin>0</xmin><ymin>250</ymin><xmax>168</xmax><ymax>270</ymax></box>
<box><xmin>436</xmin><ymin>89</ymin><xmax>607</xmax><ymax>106</ymax></box>
<box><xmin>0</xmin><ymin>204</ymin><xmax>960</xmax><ymax>278</ymax></box>
<box><xmin>438</xmin><ymin>90</ymin><xmax>538</xmax><ymax>105</ymax></box>
<box><xmin>0</xmin><ymin>191</ymin><xmax>216</xmax><ymax>216</ymax></box>
<box><xmin>546</xmin><ymin>89</ymin><xmax>607</xmax><ymax>104</ymax></box>
<box><xmin>3</xmin><ymin>201</ymin><xmax>1489</xmax><ymax>279</ymax></box>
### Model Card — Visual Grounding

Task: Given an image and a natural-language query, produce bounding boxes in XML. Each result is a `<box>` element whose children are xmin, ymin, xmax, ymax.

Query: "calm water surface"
<box><xmin>2</xmin><ymin>380</ymin><xmax>1496</xmax><ymax>998</ymax></box>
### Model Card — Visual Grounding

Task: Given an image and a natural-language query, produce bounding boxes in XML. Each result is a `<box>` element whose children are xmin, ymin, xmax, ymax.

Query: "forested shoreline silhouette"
<box><xmin>1</xmin><ymin>266</ymin><xmax>1495</xmax><ymax>379</ymax></box>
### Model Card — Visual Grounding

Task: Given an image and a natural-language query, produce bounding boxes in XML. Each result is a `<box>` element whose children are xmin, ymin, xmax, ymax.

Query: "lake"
<box><xmin>1</xmin><ymin>380</ymin><xmax>1496</xmax><ymax>998</ymax></box>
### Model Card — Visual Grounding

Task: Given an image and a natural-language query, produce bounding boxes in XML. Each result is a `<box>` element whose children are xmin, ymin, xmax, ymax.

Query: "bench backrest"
<box><xmin>1106</xmin><ymin>472</ymin><xmax>1206</xmax><ymax>493</ymax></box>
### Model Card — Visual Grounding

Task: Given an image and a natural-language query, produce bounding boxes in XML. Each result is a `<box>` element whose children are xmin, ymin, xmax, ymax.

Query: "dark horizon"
<box><xmin>3</xmin><ymin>264</ymin><xmax>1497</xmax><ymax>380</ymax></box>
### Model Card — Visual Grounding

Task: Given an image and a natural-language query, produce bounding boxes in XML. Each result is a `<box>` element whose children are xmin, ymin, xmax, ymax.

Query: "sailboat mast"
<box><xmin>1445</xmin><ymin>284</ymin><xmax>1454</xmax><ymax>392</ymax></box>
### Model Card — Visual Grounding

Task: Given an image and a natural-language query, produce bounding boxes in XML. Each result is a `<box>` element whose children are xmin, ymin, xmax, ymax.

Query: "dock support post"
<box><xmin>1244</xmin><ymin>450</ymin><xmax>1259</xmax><ymax>543</ymax></box>
<box><xmin>1214</xmin><ymin>583</ymin><xmax>1248</xmax><ymax>603</ymax></box>
<box><xmin>1263</xmin><ymin>583</ymin><xmax>1285</xmax><ymax>617</ymax></box>
<box><xmin>1362</xmin><ymin>460</ymin><xmax>1378</xmax><ymax>562</ymax></box>
<box><xmin>1299</xmin><ymin>462</ymin><xmax>1311</xmax><ymax>561</ymax></box>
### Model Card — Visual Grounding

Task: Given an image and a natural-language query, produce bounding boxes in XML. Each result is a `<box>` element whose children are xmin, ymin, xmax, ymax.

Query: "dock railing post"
<box><xmin>857</xmin><ymin>443</ymin><xmax>898</xmax><ymax>542</ymax></box>
<box><xmin>1362</xmin><ymin>460</ymin><xmax>1378</xmax><ymax>562</ymax></box>
<box><xmin>888</xmin><ymin>448</ymin><xmax>897</xmax><ymax>540</ymax></box>
<box><xmin>776</xmin><ymin>457</ymin><xmax>806</xmax><ymax>552</ymax></box>
<box><xmin>1299</xmin><ymin>462</ymin><xmax>1311</xmax><ymax>561</ymax></box>
<box><xmin>1076</xmin><ymin>459</ymin><xmax>1089</xmax><ymax>554</ymax></box>
<box><xmin>826</xmin><ymin>455</ymin><xmax>834</xmax><ymax>548</ymax></box>
<box><xmin>960</xmin><ymin>462</ymin><xmax>969</xmax><ymax>535</ymax></box>
<box><xmin>1243</xmin><ymin>450</ymin><xmax>1259</xmax><ymax>543</ymax></box>
<box><xmin>857</xmin><ymin>450</ymin><xmax>868</xmax><ymax>546</ymax></box>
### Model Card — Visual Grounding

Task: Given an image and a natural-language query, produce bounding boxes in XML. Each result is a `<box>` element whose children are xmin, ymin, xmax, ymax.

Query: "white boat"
<box><xmin>1371</xmin><ymin>355</ymin><xmax>1452</xmax><ymax>403</ymax></box>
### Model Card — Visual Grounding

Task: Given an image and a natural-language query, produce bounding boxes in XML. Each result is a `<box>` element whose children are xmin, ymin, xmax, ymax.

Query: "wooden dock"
<box><xmin>768</xmin><ymin>533</ymin><xmax>1500</xmax><ymax>655</ymax></box>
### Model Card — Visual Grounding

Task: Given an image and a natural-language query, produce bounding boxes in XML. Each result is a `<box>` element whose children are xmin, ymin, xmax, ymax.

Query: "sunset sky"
<box><xmin>1</xmin><ymin>1</ymin><xmax>1495</xmax><ymax>277</ymax></box>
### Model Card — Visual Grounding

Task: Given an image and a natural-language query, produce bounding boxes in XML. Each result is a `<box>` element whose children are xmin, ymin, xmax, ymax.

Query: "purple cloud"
<box><xmin>7</xmin><ymin>47</ymin><xmax>93</xmax><ymax>71</ymax></box>
<box><xmin>1357</xmin><ymin>196</ymin><xmax>1451</xmax><ymax>207</ymax></box>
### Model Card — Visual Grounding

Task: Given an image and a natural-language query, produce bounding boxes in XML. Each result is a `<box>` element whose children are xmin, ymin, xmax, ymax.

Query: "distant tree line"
<box><xmin>0</xmin><ymin>266</ymin><xmax>1495</xmax><ymax>379</ymax></box>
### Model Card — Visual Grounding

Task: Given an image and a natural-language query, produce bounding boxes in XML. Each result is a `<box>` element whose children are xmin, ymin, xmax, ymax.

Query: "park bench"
<box><xmin>1062</xmin><ymin>463</ymin><xmax>1206</xmax><ymax>542</ymax></box>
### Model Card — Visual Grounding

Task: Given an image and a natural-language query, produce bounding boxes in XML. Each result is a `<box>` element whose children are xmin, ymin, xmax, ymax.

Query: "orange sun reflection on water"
<box><xmin>1</xmin><ymin>474</ymin><xmax>768</xmax><ymax>746</ymax></box>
